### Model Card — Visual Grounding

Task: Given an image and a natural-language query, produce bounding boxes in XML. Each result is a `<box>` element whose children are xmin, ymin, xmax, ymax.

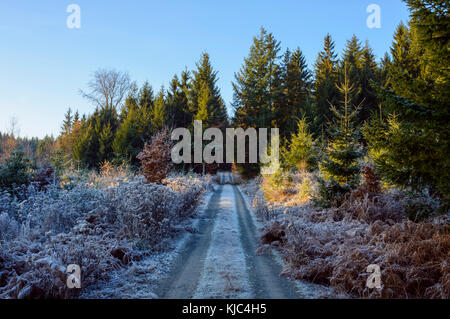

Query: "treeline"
<box><xmin>232</xmin><ymin>0</ymin><xmax>448</xmax><ymax>208</ymax></box>
<box><xmin>58</xmin><ymin>53</ymin><xmax>228</xmax><ymax>169</ymax></box>
<box><xmin>0</xmin><ymin>132</ymin><xmax>53</xmax><ymax>165</ymax></box>
<box><xmin>232</xmin><ymin>29</ymin><xmax>387</xmax><ymax>141</ymax></box>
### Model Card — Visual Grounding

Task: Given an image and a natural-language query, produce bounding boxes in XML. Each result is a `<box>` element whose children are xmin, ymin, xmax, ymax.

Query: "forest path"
<box><xmin>157</xmin><ymin>173</ymin><xmax>317</xmax><ymax>298</ymax></box>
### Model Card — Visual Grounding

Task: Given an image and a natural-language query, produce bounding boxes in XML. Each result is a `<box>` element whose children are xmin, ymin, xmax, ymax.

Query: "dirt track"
<box><xmin>157</xmin><ymin>173</ymin><xmax>328</xmax><ymax>299</ymax></box>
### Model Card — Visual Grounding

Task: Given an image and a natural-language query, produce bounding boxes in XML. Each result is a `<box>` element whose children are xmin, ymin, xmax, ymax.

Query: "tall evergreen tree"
<box><xmin>314</xmin><ymin>63</ymin><xmax>363</xmax><ymax>207</ymax></box>
<box><xmin>365</xmin><ymin>3</ymin><xmax>450</xmax><ymax>207</ymax></box>
<box><xmin>152</xmin><ymin>87</ymin><xmax>166</xmax><ymax>130</ymax></box>
<box><xmin>190</xmin><ymin>53</ymin><xmax>227</xmax><ymax>128</ymax></box>
<box><xmin>73</xmin><ymin>106</ymin><xmax>119</xmax><ymax>168</ymax></box>
<box><xmin>359</xmin><ymin>41</ymin><xmax>380</xmax><ymax>123</ymax></box>
<box><xmin>113</xmin><ymin>82</ymin><xmax>154</xmax><ymax>165</ymax></box>
<box><xmin>232</xmin><ymin>27</ymin><xmax>281</xmax><ymax>129</ymax></box>
<box><xmin>166</xmin><ymin>73</ymin><xmax>192</xmax><ymax>128</ymax></box>
<box><xmin>276</xmin><ymin>48</ymin><xmax>312</xmax><ymax>140</ymax></box>
<box><xmin>312</xmin><ymin>34</ymin><xmax>339</xmax><ymax>136</ymax></box>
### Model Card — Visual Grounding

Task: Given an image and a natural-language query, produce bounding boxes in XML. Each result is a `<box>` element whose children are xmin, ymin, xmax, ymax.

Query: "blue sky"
<box><xmin>0</xmin><ymin>0</ymin><xmax>410</xmax><ymax>138</ymax></box>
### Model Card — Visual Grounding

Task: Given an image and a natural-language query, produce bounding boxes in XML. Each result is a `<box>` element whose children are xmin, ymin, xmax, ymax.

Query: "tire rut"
<box><xmin>232</xmin><ymin>185</ymin><xmax>301</xmax><ymax>299</ymax></box>
<box><xmin>156</xmin><ymin>186</ymin><xmax>223</xmax><ymax>298</ymax></box>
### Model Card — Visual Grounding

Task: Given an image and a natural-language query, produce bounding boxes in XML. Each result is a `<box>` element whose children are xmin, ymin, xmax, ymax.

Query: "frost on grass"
<box><xmin>0</xmin><ymin>171</ymin><xmax>210</xmax><ymax>299</ymax></box>
<box><xmin>245</xmin><ymin>177</ymin><xmax>450</xmax><ymax>299</ymax></box>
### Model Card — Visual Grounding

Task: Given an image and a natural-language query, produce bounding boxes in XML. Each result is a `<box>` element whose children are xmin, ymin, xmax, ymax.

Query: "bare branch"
<box><xmin>79</xmin><ymin>69</ymin><xmax>132</xmax><ymax>109</ymax></box>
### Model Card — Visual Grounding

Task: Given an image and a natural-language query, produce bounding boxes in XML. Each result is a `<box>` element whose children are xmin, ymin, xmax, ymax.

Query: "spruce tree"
<box><xmin>365</xmin><ymin>4</ymin><xmax>450</xmax><ymax>208</ymax></box>
<box><xmin>232</xmin><ymin>27</ymin><xmax>281</xmax><ymax>129</ymax></box>
<box><xmin>314</xmin><ymin>63</ymin><xmax>363</xmax><ymax>208</ymax></box>
<box><xmin>113</xmin><ymin>82</ymin><xmax>154</xmax><ymax>165</ymax></box>
<box><xmin>276</xmin><ymin>48</ymin><xmax>312</xmax><ymax>140</ymax></box>
<box><xmin>232</xmin><ymin>27</ymin><xmax>282</xmax><ymax>177</ymax></box>
<box><xmin>195</xmin><ymin>81</ymin><xmax>212</xmax><ymax>124</ymax></box>
<box><xmin>312</xmin><ymin>34</ymin><xmax>339</xmax><ymax>136</ymax></box>
<box><xmin>166</xmin><ymin>72</ymin><xmax>192</xmax><ymax>129</ymax></box>
<box><xmin>190</xmin><ymin>53</ymin><xmax>227</xmax><ymax>129</ymax></box>
<box><xmin>282</xmin><ymin>118</ymin><xmax>316</xmax><ymax>172</ymax></box>
<box><xmin>152</xmin><ymin>87</ymin><xmax>166</xmax><ymax>130</ymax></box>
<box><xmin>359</xmin><ymin>41</ymin><xmax>379</xmax><ymax>123</ymax></box>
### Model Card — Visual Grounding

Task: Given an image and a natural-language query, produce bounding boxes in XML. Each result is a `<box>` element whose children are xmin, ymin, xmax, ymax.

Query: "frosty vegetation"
<box><xmin>242</xmin><ymin>168</ymin><xmax>449</xmax><ymax>299</ymax></box>
<box><xmin>0</xmin><ymin>164</ymin><xmax>211</xmax><ymax>299</ymax></box>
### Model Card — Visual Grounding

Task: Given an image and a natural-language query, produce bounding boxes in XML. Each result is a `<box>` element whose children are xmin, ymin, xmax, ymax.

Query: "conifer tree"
<box><xmin>282</xmin><ymin>118</ymin><xmax>316</xmax><ymax>172</ymax></box>
<box><xmin>58</xmin><ymin>108</ymin><xmax>74</xmax><ymax>157</ymax></box>
<box><xmin>113</xmin><ymin>83</ymin><xmax>154</xmax><ymax>165</ymax></box>
<box><xmin>359</xmin><ymin>41</ymin><xmax>379</xmax><ymax>123</ymax></box>
<box><xmin>312</xmin><ymin>34</ymin><xmax>339</xmax><ymax>136</ymax></box>
<box><xmin>166</xmin><ymin>73</ymin><xmax>192</xmax><ymax>128</ymax></box>
<box><xmin>233</xmin><ymin>27</ymin><xmax>281</xmax><ymax>129</ymax></box>
<box><xmin>232</xmin><ymin>27</ymin><xmax>281</xmax><ymax>177</ymax></box>
<box><xmin>314</xmin><ymin>63</ymin><xmax>363</xmax><ymax>208</ymax></box>
<box><xmin>195</xmin><ymin>81</ymin><xmax>212</xmax><ymax>124</ymax></box>
<box><xmin>276</xmin><ymin>48</ymin><xmax>312</xmax><ymax>140</ymax></box>
<box><xmin>364</xmin><ymin>3</ymin><xmax>450</xmax><ymax>207</ymax></box>
<box><xmin>190</xmin><ymin>53</ymin><xmax>227</xmax><ymax>128</ymax></box>
<box><xmin>152</xmin><ymin>87</ymin><xmax>166</xmax><ymax>130</ymax></box>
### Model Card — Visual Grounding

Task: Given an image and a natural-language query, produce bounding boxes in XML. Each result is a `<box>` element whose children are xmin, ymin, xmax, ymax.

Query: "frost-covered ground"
<box><xmin>0</xmin><ymin>171</ymin><xmax>212</xmax><ymax>299</ymax></box>
<box><xmin>81</xmin><ymin>186</ymin><xmax>216</xmax><ymax>299</ymax></box>
<box><xmin>240</xmin><ymin>178</ymin><xmax>450</xmax><ymax>299</ymax></box>
<box><xmin>159</xmin><ymin>173</ymin><xmax>334</xmax><ymax>299</ymax></box>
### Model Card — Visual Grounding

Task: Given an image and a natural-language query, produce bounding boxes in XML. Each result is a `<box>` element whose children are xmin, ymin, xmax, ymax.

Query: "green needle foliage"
<box><xmin>314</xmin><ymin>63</ymin><xmax>363</xmax><ymax>208</ymax></box>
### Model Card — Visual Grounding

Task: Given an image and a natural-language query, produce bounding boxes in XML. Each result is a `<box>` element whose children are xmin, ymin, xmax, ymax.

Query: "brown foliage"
<box><xmin>349</xmin><ymin>165</ymin><xmax>382</xmax><ymax>201</ymax></box>
<box><xmin>31</xmin><ymin>162</ymin><xmax>57</xmax><ymax>191</ymax></box>
<box><xmin>278</xmin><ymin>212</ymin><xmax>449</xmax><ymax>298</ymax></box>
<box><xmin>137</xmin><ymin>129</ymin><xmax>173</xmax><ymax>184</ymax></box>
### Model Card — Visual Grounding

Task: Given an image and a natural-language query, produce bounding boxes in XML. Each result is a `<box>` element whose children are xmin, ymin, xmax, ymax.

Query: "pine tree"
<box><xmin>195</xmin><ymin>81</ymin><xmax>212</xmax><ymax>124</ymax></box>
<box><xmin>312</xmin><ymin>34</ymin><xmax>339</xmax><ymax>136</ymax></box>
<box><xmin>152</xmin><ymin>87</ymin><xmax>166</xmax><ymax>130</ymax></box>
<box><xmin>276</xmin><ymin>48</ymin><xmax>312</xmax><ymax>140</ymax></box>
<box><xmin>137</xmin><ymin>82</ymin><xmax>155</xmax><ymax>142</ymax></box>
<box><xmin>190</xmin><ymin>53</ymin><xmax>227</xmax><ymax>128</ymax></box>
<box><xmin>314</xmin><ymin>63</ymin><xmax>363</xmax><ymax>208</ymax></box>
<box><xmin>113</xmin><ymin>83</ymin><xmax>154</xmax><ymax>165</ymax></box>
<box><xmin>282</xmin><ymin>118</ymin><xmax>316</xmax><ymax>172</ymax></box>
<box><xmin>58</xmin><ymin>108</ymin><xmax>74</xmax><ymax>156</ymax></box>
<box><xmin>233</xmin><ymin>27</ymin><xmax>281</xmax><ymax>129</ymax></box>
<box><xmin>72</xmin><ymin>106</ymin><xmax>119</xmax><ymax>168</ymax></box>
<box><xmin>359</xmin><ymin>41</ymin><xmax>380</xmax><ymax>123</ymax></box>
<box><xmin>166</xmin><ymin>73</ymin><xmax>192</xmax><ymax>128</ymax></box>
<box><xmin>113</xmin><ymin>106</ymin><xmax>140</xmax><ymax>164</ymax></box>
<box><xmin>365</xmin><ymin>5</ymin><xmax>450</xmax><ymax>208</ymax></box>
<box><xmin>231</xmin><ymin>27</ymin><xmax>282</xmax><ymax>177</ymax></box>
<box><xmin>61</xmin><ymin>108</ymin><xmax>73</xmax><ymax>136</ymax></box>
<box><xmin>339</xmin><ymin>35</ymin><xmax>363</xmax><ymax>112</ymax></box>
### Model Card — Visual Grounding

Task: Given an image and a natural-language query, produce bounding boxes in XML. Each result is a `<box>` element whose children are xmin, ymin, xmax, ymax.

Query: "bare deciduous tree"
<box><xmin>80</xmin><ymin>69</ymin><xmax>133</xmax><ymax>109</ymax></box>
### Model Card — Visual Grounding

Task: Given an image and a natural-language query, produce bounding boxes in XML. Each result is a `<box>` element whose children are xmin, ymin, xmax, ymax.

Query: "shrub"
<box><xmin>0</xmin><ymin>171</ymin><xmax>209</xmax><ymax>298</ymax></box>
<box><xmin>295</xmin><ymin>175</ymin><xmax>313</xmax><ymax>204</ymax></box>
<box><xmin>404</xmin><ymin>192</ymin><xmax>439</xmax><ymax>222</ymax></box>
<box><xmin>31</xmin><ymin>162</ymin><xmax>58</xmax><ymax>191</ymax></box>
<box><xmin>282</xmin><ymin>119</ymin><xmax>317</xmax><ymax>172</ymax></box>
<box><xmin>0</xmin><ymin>151</ymin><xmax>31</xmax><ymax>191</ymax></box>
<box><xmin>137</xmin><ymin>129</ymin><xmax>173</xmax><ymax>184</ymax></box>
<box><xmin>312</xmin><ymin>178</ymin><xmax>350</xmax><ymax>208</ymax></box>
